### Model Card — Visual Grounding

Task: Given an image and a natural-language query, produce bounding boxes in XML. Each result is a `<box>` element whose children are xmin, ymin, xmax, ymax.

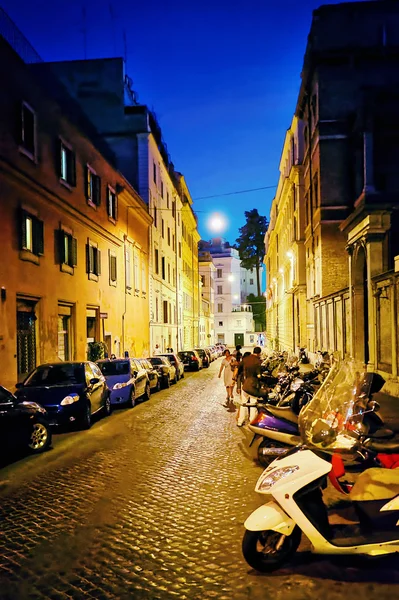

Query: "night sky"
<box><xmin>1</xmin><ymin>0</ymin><xmax>366</xmax><ymax>243</ymax></box>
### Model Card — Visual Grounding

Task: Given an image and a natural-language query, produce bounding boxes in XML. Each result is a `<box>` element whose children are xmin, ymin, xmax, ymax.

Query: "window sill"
<box><xmin>19</xmin><ymin>250</ymin><xmax>39</xmax><ymax>265</ymax></box>
<box><xmin>108</xmin><ymin>216</ymin><xmax>116</xmax><ymax>225</ymax></box>
<box><xmin>87</xmin><ymin>199</ymin><xmax>97</xmax><ymax>210</ymax></box>
<box><xmin>60</xmin><ymin>263</ymin><xmax>74</xmax><ymax>275</ymax></box>
<box><xmin>60</xmin><ymin>178</ymin><xmax>72</xmax><ymax>191</ymax></box>
<box><xmin>18</xmin><ymin>146</ymin><xmax>37</xmax><ymax>163</ymax></box>
<box><xmin>88</xmin><ymin>272</ymin><xmax>99</xmax><ymax>282</ymax></box>
<box><xmin>109</xmin><ymin>279</ymin><xmax>117</xmax><ymax>287</ymax></box>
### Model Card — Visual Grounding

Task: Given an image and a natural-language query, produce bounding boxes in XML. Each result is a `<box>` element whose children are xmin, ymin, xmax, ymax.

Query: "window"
<box><xmin>167</xmin><ymin>192</ymin><xmax>169</xmax><ymax>209</ymax></box>
<box><xmin>154</xmin><ymin>205</ymin><xmax>158</xmax><ymax>228</ymax></box>
<box><xmin>154</xmin><ymin>248</ymin><xmax>159</xmax><ymax>275</ymax></box>
<box><xmin>141</xmin><ymin>258</ymin><xmax>146</xmax><ymax>296</ymax></box>
<box><xmin>217</xmin><ymin>268</ymin><xmax>222</xmax><ymax>278</ymax></box>
<box><xmin>217</xmin><ymin>285</ymin><xmax>222</xmax><ymax>294</ymax></box>
<box><xmin>177</xmin><ymin>213</ymin><xmax>180</xmax><ymax>226</ymax></box>
<box><xmin>59</xmin><ymin>140</ymin><xmax>76</xmax><ymax>186</ymax></box>
<box><xmin>85</xmin><ymin>167</ymin><xmax>101</xmax><ymax>206</ymax></box>
<box><xmin>236</xmin><ymin>320</ymin><xmax>242</xmax><ymax>326</ymax></box>
<box><xmin>86</xmin><ymin>241</ymin><xmax>101</xmax><ymax>278</ymax></box>
<box><xmin>167</xmin><ymin>227</ymin><xmax>171</xmax><ymax>246</ymax></box>
<box><xmin>219</xmin><ymin>321</ymin><xmax>223</xmax><ymax>327</ymax></box>
<box><xmin>168</xmin><ymin>263</ymin><xmax>171</xmax><ymax>283</ymax></box>
<box><xmin>20</xmin><ymin>210</ymin><xmax>44</xmax><ymax>256</ymax></box>
<box><xmin>217</xmin><ymin>303</ymin><xmax>223</xmax><ymax>312</ymax></box>
<box><xmin>57</xmin><ymin>229</ymin><xmax>77</xmax><ymax>269</ymax></box>
<box><xmin>178</xmin><ymin>242</ymin><xmax>182</xmax><ymax>258</ymax></box>
<box><xmin>161</xmin><ymin>256</ymin><xmax>165</xmax><ymax>279</ymax></box>
<box><xmin>162</xmin><ymin>219</ymin><xmax>165</xmax><ymax>238</ymax></box>
<box><xmin>201</xmin><ymin>275</ymin><xmax>206</xmax><ymax>286</ymax></box>
<box><xmin>153</xmin><ymin>161</ymin><xmax>157</xmax><ymax>184</ymax></box>
<box><xmin>109</xmin><ymin>250</ymin><xmax>117</xmax><ymax>286</ymax></box>
<box><xmin>155</xmin><ymin>297</ymin><xmax>159</xmax><ymax>321</ymax></box>
<box><xmin>107</xmin><ymin>187</ymin><xmax>118</xmax><ymax>220</ymax></box>
<box><xmin>163</xmin><ymin>300</ymin><xmax>168</xmax><ymax>323</ymax></box>
<box><xmin>134</xmin><ymin>251</ymin><xmax>139</xmax><ymax>293</ymax></box>
<box><xmin>250</xmin><ymin>278</ymin><xmax>254</xmax><ymax>285</ymax></box>
<box><xmin>172</xmin><ymin>234</ymin><xmax>175</xmax><ymax>251</ymax></box>
<box><xmin>161</xmin><ymin>181</ymin><xmax>164</xmax><ymax>198</ymax></box>
<box><xmin>20</xmin><ymin>102</ymin><xmax>36</xmax><ymax>157</ymax></box>
<box><xmin>313</xmin><ymin>173</ymin><xmax>319</xmax><ymax>209</ymax></box>
<box><xmin>172</xmin><ymin>200</ymin><xmax>176</xmax><ymax>218</ymax></box>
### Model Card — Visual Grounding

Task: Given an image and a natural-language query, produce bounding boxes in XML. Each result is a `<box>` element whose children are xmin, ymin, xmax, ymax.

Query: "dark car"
<box><xmin>159</xmin><ymin>354</ymin><xmax>185</xmax><ymax>381</ymax></box>
<box><xmin>138</xmin><ymin>358</ymin><xmax>161</xmax><ymax>393</ymax></box>
<box><xmin>148</xmin><ymin>357</ymin><xmax>176</xmax><ymax>388</ymax></box>
<box><xmin>97</xmin><ymin>358</ymin><xmax>151</xmax><ymax>407</ymax></box>
<box><xmin>194</xmin><ymin>348</ymin><xmax>210</xmax><ymax>368</ymax></box>
<box><xmin>14</xmin><ymin>362</ymin><xmax>111</xmax><ymax>430</ymax></box>
<box><xmin>0</xmin><ymin>386</ymin><xmax>52</xmax><ymax>455</ymax></box>
<box><xmin>178</xmin><ymin>350</ymin><xmax>203</xmax><ymax>371</ymax></box>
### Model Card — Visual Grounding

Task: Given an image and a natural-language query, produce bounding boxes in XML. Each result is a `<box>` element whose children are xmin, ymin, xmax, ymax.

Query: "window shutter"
<box><xmin>33</xmin><ymin>218</ymin><xmax>44</xmax><ymax>255</ymax></box>
<box><xmin>69</xmin><ymin>151</ymin><xmax>76</xmax><ymax>187</ymax></box>
<box><xmin>72</xmin><ymin>237</ymin><xmax>78</xmax><ymax>267</ymax></box>
<box><xmin>110</xmin><ymin>254</ymin><xmax>117</xmax><ymax>282</ymax></box>
<box><xmin>107</xmin><ymin>189</ymin><xmax>111</xmax><ymax>216</ymax></box>
<box><xmin>56</xmin><ymin>139</ymin><xmax>62</xmax><ymax>177</ymax></box>
<box><xmin>86</xmin><ymin>244</ymin><xmax>91</xmax><ymax>273</ymax></box>
<box><xmin>19</xmin><ymin>209</ymin><xmax>27</xmax><ymax>250</ymax></box>
<box><xmin>97</xmin><ymin>249</ymin><xmax>101</xmax><ymax>275</ymax></box>
<box><xmin>56</xmin><ymin>229</ymin><xmax>65</xmax><ymax>263</ymax></box>
<box><xmin>114</xmin><ymin>194</ymin><xmax>118</xmax><ymax>220</ymax></box>
<box><xmin>125</xmin><ymin>250</ymin><xmax>131</xmax><ymax>289</ymax></box>
<box><xmin>95</xmin><ymin>176</ymin><xmax>101</xmax><ymax>206</ymax></box>
<box><xmin>85</xmin><ymin>166</ymin><xmax>90</xmax><ymax>198</ymax></box>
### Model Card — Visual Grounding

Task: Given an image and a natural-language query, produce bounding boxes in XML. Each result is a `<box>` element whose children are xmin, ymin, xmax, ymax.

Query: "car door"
<box><xmin>132</xmin><ymin>359</ymin><xmax>146</xmax><ymax>396</ymax></box>
<box><xmin>0</xmin><ymin>388</ymin><xmax>22</xmax><ymax>451</ymax></box>
<box><xmin>85</xmin><ymin>363</ymin><xmax>104</xmax><ymax>413</ymax></box>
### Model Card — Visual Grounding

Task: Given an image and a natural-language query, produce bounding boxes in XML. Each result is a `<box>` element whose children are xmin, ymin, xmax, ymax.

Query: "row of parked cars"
<box><xmin>0</xmin><ymin>344</ymin><xmax>227</xmax><ymax>460</ymax></box>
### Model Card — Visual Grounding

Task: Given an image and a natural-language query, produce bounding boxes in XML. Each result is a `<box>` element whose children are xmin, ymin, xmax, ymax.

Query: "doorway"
<box><xmin>16</xmin><ymin>298</ymin><xmax>37</xmax><ymax>381</ymax></box>
<box><xmin>234</xmin><ymin>333</ymin><xmax>244</xmax><ymax>347</ymax></box>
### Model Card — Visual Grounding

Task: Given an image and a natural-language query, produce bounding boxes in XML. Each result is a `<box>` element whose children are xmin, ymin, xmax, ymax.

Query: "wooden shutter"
<box><xmin>110</xmin><ymin>254</ymin><xmax>117</xmax><ymax>282</ymax></box>
<box><xmin>95</xmin><ymin>175</ymin><xmax>101</xmax><ymax>206</ymax></box>
<box><xmin>125</xmin><ymin>250</ymin><xmax>131</xmax><ymax>289</ymax></box>
<box><xmin>56</xmin><ymin>229</ymin><xmax>65</xmax><ymax>264</ymax></box>
<box><xmin>97</xmin><ymin>249</ymin><xmax>101</xmax><ymax>275</ymax></box>
<box><xmin>19</xmin><ymin>209</ymin><xmax>27</xmax><ymax>250</ymax></box>
<box><xmin>114</xmin><ymin>194</ymin><xmax>118</xmax><ymax>220</ymax></box>
<box><xmin>84</xmin><ymin>166</ymin><xmax>90</xmax><ymax>199</ymax></box>
<box><xmin>33</xmin><ymin>218</ymin><xmax>44</xmax><ymax>256</ymax></box>
<box><xmin>72</xmin><ymin>237</ymin><xmax>78</xmax><ymax>267</ymax></box>
<box><xmin>86</xmin><ymin>243</ymin><xmax>91</xmax><ymax>273</ymax></box>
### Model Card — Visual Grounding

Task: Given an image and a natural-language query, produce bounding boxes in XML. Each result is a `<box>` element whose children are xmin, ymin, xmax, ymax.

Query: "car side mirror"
<box><xmin>15</xmin><ymin>382</ymin><xmax>23</xmax><ymax>389</ymax></box>
<box><xmin>89</xmin><ymin>377</ymin><xmax>100</xmax><ymax>385</ymax></box>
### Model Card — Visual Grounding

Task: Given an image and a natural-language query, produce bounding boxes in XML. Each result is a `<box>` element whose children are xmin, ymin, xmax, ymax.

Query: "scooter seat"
<box><xmin>266</xmin><ymin>405</ymin><xmax>298</xmax><ymax>424</ymax></box>
<box><xmin>349</xmin><ymin>467</ymin><xmax>399</xmax><ymax>501</ymax></box>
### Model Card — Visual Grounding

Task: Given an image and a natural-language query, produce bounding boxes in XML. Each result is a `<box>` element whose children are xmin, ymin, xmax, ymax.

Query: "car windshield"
<box><xmin>98</xmin><ymin>361</ymin><xmax>130</xmax><ymax>376</ymax></box>
<box><xmin>162</xmin><ymin>354</ymin><xmax>175</xmax><ymax>361</ymax></box>
<box><xmin>179</xmin><ymin>352</ymin><xmax>193</xmax><ymax>359</ymax></box>
<box><xmin>149</xmin><ymin>357</ymin><xmax>164</xmax><ymax>366</ymax></box>
<box><xmin>195</xmin><ymin>349</ymin><xmax>205</xmax><ymax>357</ymax></box>
<box><xmin>24</xmin><ymin>364</ymin><xmax>85</xmax><ymax>386</ymax></box>
<box><xmin>0</xmin><ymin>386</ymin><xmax>14</xmax><ymax>403</ymax></box>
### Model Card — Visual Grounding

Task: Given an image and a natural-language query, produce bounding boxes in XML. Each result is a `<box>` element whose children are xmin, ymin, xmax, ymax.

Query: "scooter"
<box><xmin>242</xmin><ymin>361</ymin><xmax>399</xmax><ymax>572</ymax></box>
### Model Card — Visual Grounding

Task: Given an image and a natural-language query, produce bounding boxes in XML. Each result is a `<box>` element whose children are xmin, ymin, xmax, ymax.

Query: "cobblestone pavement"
<box><xmin>0</xmin><ymin>362</ymin><xmax>398</xmax><ymax>600</ymax></box>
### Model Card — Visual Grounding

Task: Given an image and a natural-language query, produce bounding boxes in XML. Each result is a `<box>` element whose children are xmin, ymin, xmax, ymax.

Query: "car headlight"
<box><xmin>60</xmin><ymin>393</ymin><xmax>80</xmax><ymax>406</ymax></box>
<box><xmin>113</xmin><ymin>382</ymin><xmax>128</xmax><ymax>390</ymax></box>
<box><xmin>258</xmin><ymin>466</ymin><xmax>300</xmax><ymax>492</ymax></box>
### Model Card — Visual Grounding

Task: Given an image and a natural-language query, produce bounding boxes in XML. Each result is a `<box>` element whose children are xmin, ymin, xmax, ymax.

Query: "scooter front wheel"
<box><xmin>242</xmin><ymin>526</ymin><xmax>301</xmax><ymax>572</ymax></box>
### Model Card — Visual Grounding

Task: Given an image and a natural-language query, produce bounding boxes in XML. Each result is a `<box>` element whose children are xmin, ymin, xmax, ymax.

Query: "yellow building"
<box><xmin>0</xmin><ymin>33</ymin><xmax>151</xmax><ymax>389</ymax></box>
<box><xmin>264</xmin><ymin>117</ymin><xmax>307</xmax><ymax>352</ymax></box>
<box><xmin>176</xmin><ymin>174</ymin><xmax>201</xmax><ymax>349</ymax></box>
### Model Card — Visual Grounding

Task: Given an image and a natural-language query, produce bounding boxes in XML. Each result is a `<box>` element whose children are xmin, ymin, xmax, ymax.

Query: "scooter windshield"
<box><xmin>298</xmin><ymin>358</ymin><xmax>367</xmax><ymax>453</ymax></box>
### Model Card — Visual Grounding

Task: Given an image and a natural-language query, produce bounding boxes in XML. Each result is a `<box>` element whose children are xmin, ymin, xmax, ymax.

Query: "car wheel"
<box><xmin>164</xmin><ymin>375</ymin><xmax>170</xmax><ymax>389</ymax></box>
<box><xmin>80</xmin><ymin>402</ymin><xmax>92</xmax><ymax>430</ymax></box>
<box><xmin>175</xmin><ymin>371</ymin><xmax>180</xmax><ymax>382</ymax></box>
<box><xmin>103</xmin><ymin>394</ymin><xmax>112</xmax><ymax>417</ymax></box>
<box><xmin>127</xmin><ymin>387</ymin><xmax>136</xmax><ymax>408</ymax></box>
<box><xmin>155</xmin><ymin>378</ymin><xmax>161</xmax><ymax>392</ymax></box>
<box><xmin>28</xmin><ymin>418</ymin><xmax>52</xmax><ymax>454</ymax></box>
<box><xmin>144</xmin><ymin>383</ymin><xmax>151</xmax><ymax>400</ymax></box>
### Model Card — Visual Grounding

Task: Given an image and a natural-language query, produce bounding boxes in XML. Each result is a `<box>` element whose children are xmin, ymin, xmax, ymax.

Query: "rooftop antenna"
<box><xmin>109</xmin><ymin>4</ymin><xmax>117</xmax><ymax>55</ymax></box>
<box><xmin>82</xmin><ymin>5</ymin><xmax>87</xmax><ymax>59</ymax></box>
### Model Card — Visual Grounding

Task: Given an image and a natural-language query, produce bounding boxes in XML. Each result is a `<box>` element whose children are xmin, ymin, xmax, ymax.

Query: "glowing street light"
<box><xmin>227</xmin><ymin>274</ymin><xmax>234</xmax><ymax>282</ymax></box>
<box><xmin>207</xmin><ymin>212</ymin><xmax>227</xmax><ymax>233</ymax></box>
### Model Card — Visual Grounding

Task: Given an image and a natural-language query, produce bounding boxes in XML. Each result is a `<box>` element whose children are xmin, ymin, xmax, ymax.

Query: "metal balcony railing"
<box><xmin>0</xmin><ymin>7</ymin><xmax>43</xmax><ymax>64</ymax></box>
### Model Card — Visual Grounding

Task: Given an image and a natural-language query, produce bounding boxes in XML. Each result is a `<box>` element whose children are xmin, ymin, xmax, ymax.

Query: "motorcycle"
<box><xmin>298</xmin><ymin>347</ymin><xmax>309</xmax><ymax>364</ymax></box>
<box><xmin>242</xmin><ymin>359</ymin><xmax>399</xmax><ymax>572</ymax></box>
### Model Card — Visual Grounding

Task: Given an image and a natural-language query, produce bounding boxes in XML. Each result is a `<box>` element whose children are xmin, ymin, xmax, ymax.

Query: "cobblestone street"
<box><xmin>0</xmin><ymin>361</ymin><xmax>398</xmax><ymax>600</ymax></box>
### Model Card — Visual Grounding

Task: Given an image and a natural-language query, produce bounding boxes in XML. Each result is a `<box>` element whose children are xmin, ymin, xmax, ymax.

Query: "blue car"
<box><xmin>96</xmin><ymin>358</ymin><xmax>151</xmax><ymax>407</ymax></box>
<box><xmin>14</xmin><ymin>361</ymin><xmax>111</xmax><ymax>430</ymax></box>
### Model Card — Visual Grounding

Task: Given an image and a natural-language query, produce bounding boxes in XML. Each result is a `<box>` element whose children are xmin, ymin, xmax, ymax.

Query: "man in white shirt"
<box><xmin>153</xmin><ymin>344</ymin><xmax>161</xmax><ymax>356</ymax></box>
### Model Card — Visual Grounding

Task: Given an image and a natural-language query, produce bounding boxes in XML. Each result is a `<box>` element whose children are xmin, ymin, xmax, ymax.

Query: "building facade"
<box><xmin>198</xmin><ymin>251</ymin><xmax>216</xmax><ymax>347</ymax></box>
<box><xmin>265</xmin><ymin>0</ymin><xmax>399</xmax><ymax>393</ymax></box>
<box><xmin>199</xmin><ymin>239</ymin><xmax>255</xmax><ymax>347</ymax></box>
<box><xmin>48</xmin><ymin>58</ymin><xmax>200</xmax><ymax>353</ymax></box>
<box><xmin>0</xmin><ymin>33</ymin><xmax>151</xmax><ymax>390</ymax></box>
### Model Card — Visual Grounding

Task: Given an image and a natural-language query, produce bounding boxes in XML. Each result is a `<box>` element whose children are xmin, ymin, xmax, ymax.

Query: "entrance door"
<box><xmin>234</xmin><ymin>333</ymin><xmax>244</xmax><ymax>347</ymax></box>
<box><xmin>17</xmin><ymin>300</ymin><xmax>37</xmax><ymax>381</ymax></box>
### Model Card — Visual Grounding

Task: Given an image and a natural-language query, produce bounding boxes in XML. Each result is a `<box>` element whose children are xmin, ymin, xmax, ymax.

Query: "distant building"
<box><xmin>0</xmin><ymin>29</ymin><xmax>151</xmax><ymax>389</ymax></box>
<box><xmin>198</xmin><ymin>251</ymin><xmax>216</xmax><ymax>347</ymax></box>
<box><xmin>199</xmin><ymin>239</ymin><xmax>255</xmax><ymax>347</ymax></box>
<box><xmin>240</xmin><ymin>265</ymin><xmax>264</xmax><ymax>302</ymax></box>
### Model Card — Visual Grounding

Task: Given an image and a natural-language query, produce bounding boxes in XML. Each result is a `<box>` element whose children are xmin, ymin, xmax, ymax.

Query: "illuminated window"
<box><xmin>20</xmin><ymin>210</ymin><xmax>43</xmax><ymax>256</ymax></box>
<box><xmin>59</xmin><ymin>140</ymin><xmax>76</xmax><ymax>186</ymax></box>
<box><xmin>86</xmin><ymin>241</ymin><xmax>101</xmax><ymax>278</ymax></box>
<box><xmin>86</xmin><ymin>166</ymin><xmax>101</xmax><ymax>206</ymax></box>
<box><xmin>107</xmin><ymin>187</ymin><xmax>118</xmax><ymax>220</ymax></box>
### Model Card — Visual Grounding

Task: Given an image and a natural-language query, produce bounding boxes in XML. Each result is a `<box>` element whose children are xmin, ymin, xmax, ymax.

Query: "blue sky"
<box><xmin>1</xmin><ymin>0</ymin><xmax>366</xmax><ymax>243</ymax></box>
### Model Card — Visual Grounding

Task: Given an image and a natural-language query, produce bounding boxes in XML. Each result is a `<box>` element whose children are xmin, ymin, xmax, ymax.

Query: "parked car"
<box><xmin>159</xmin><ymin>354</ymin><xmax>185</xmax><ymax>381</ymax></box>
<box><xmin>0</xmin><ymin>385</ymin><xmax>52</xmax><ymax>455</ymax></box>
<box><xmin>14</xmin><ymin>361</ymin><xmax>111</xmax><ymax>430</ymax></box>
<box><xmin>194</xmin><ymin>348</ymin><xmax>210</xmax><ymax>368</ymax></box>
<box><xmin>206</xmin><ymin>346</ymin><xmax>218</xmax><ymax>362</ymax></box>
<box><xmin>97</xmin><ymin>358</ymin><xmax>151</xmax><ymax>407</ymax></box>
<box><xmin>137</xmin><ymin>358</ymin><xmax>161</xmax><ymax>393</ymax></box>
<box><xmin>148</xmin><ymin>357</ymin><xmax>176</xmax><ymax>388</ymax></box>
<box><xmin>178</xmin><ymin>350</ymin><xmax>203</xmax><ymax>371</ymax></box>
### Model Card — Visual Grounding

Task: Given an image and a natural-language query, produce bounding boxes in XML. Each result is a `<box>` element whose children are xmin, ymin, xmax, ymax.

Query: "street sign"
<box><xmin>99</xmin><ymin>312</ymin><xmax>108</xmax><ymax>319</ymax></box>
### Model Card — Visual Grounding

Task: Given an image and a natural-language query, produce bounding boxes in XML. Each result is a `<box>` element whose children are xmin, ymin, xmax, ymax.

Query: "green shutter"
<box><xmin>19</xmin><ymin>209</ymin><xmax>27</xmax><ymax>250</ymax></box>
<box><xmin>72</xmin><ymin>237</ymin><xmax>78</xmax><ymax>267</ymax></box>
<box><xmin>86</xmin><ymin>243</ymin><xmax>91</xmax><ymax>273</ymax></box>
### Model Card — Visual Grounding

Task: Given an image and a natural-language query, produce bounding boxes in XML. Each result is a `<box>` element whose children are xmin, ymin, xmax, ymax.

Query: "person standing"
<box><xmin>153</xmin><ymin>344</ymin><xmax>161</xmax><ymax>356</ymax></box>
<box><xmin>218</xmin><ymin>348</ymin><xmax>235</xmax><ymax>404</ymax></box>
<box><xmin>237</xmin><ymin>347</ymin><xmax>262</xmax><ymax>426</ymax></box>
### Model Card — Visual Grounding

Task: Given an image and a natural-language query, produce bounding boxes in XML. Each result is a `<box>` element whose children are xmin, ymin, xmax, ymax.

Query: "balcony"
<box><xmin>232</xmin><ymin>305</ymin><xmax>253</xmax><ymax>313</ymax></box>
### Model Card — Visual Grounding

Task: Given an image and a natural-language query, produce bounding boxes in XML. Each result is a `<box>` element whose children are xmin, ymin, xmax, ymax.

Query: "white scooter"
<box><xmin>242</xmin><ymin>360</ymin><xmax>399</xmax><ymax>572</ymax></box>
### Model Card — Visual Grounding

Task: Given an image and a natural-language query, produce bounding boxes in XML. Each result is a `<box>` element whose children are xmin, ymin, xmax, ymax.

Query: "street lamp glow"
<box><xmin>207</xmin><ymin>212</ymin><xmax>227</xmax><ymax>233</ymax></box>
<box><xmin>233</xmin><ymin>294</ymin><xmax>239</xmax><ymax>299</ymax></box>
<box><xmin>279</xmin><ymin>268</ymin><xmax>284</xmax><ymax>274</ymax></box>
<box><xmin>287</xmin><ymin>251</ymin><xmax>294</xmax><ymax>259</ymax></box>
<box><xmin>227</xmin><ymin>274</ymin><xmax>234</xmax><ymax>282</ymax></box>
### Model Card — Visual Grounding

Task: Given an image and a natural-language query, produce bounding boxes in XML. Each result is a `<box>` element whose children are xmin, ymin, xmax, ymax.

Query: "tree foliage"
<box><xmin>236</xmin><ymin>209</ymin><xmax>269</xmax><ymax>296</ymax></box>
<box><xmin>246</xmin><ymin>293</ymin><xmax>266</xmax><ymax>331</ymax></box>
